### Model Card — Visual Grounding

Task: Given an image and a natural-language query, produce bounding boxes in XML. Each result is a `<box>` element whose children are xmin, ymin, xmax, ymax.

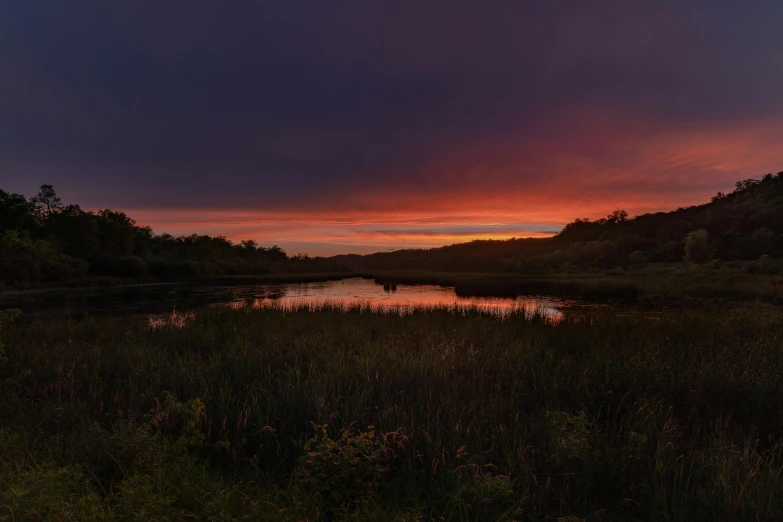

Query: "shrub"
<box><xmin>744</xmin><ymin>255</ymin><xmax>782</xmax><ymax>275</ymax></box>
<box><xmin>90</xmin><ymin>256</ymin><xmax>148</xmax><ymax>277</ymax></box>
<box><xmin>627</xmin><ymin>250</ymin><xmax>647</xmax><ymax>267</ymax></box>
<box><xmin>546</xmin><ymin>411</ymin><xmax>593</xmax><ymax>465</ymax></box>
<box><xmin>147</xmin><ymin>392</ymin><xmax>206</xmax><ymax>453</ymax></box>
<box><xmin>0</xmin><ymin>230</ymin><xmax>76</xmax><ymax>286</ymax></box>
<box><xmin>684</xmin><ymin>229</ymin><xmax>713</xmax><ymax>265</ymax></box>
<box><xmin>0</xmin><ymin>309</ymin><xmax>20</xmax><ymax>367</ymax></box>
<box><xmin>448</xmin><ymin>473</ymin><xmax>516</xmax><ymax>520</ymax></box>
<box><xmin>758</xmin><ymin>254</ymin><xmax>781</xmax><ymax>274</ymax></box>
<box><xmin>147</xmin><ymin>259</ymin><xmax>200</xmax><ymax>277</ymax></box>
<box><xmin>297</xmin><ymin>424</ymin><xmax>392</xmax><ymax>513</ymax></box>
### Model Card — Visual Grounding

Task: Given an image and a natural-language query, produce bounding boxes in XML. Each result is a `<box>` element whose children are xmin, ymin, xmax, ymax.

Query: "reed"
<box><xmin>1</xmin><ymin>303</ymin><xmax>782</xmax><ymax>520</ymax></box>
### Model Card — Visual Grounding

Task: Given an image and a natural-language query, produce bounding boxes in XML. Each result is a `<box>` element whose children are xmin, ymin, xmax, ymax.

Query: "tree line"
<box><xmin>0</xmin><ymin>185</ymin><xmax>346</xmax><ymax>287</ymax></box>
<box><xmin>3</xmin><ymin>172</ymin><xmax>781</xmax><ymax>287</ymax></box>
<box><xmin>335</xmin><ymin>172</ymin><xmax>783</xmax><ymax>273</ymax></box>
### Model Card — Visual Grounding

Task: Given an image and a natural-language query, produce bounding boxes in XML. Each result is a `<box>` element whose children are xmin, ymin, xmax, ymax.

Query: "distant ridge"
<box><xmin>332</xmin><ymin>172</ymin><xmax>783</xmax><ymax>272</ymax></box>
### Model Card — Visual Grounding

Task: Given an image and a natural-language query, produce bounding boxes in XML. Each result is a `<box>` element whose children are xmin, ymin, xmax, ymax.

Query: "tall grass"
<box><xmin>1</xmin><ymin>304</ymin><xmax>782</xmax><ymax>520</ymax></box>
<box><xmin>372</xmin><ymin>266</ymin><xmax>783</xmax><ymax>303</ymax></box>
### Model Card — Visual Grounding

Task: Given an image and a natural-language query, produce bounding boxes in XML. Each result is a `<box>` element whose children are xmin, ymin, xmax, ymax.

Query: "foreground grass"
<box><xmin>1</xmin><ymin>304</ymin><xmax>782</xmax><ymax>520</ymax></box>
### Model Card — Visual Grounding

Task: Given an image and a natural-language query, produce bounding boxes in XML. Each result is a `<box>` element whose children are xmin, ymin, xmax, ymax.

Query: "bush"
<box><xmin>148</xmin><ymin>259</ymin><xmax>200</xmax><ymax>277</ymax></box>
<box><xmin>0</xmin><ymin>309</ymin><xmax>20</xmax><ymax>367</ymax></box>
<box><xmin>684</xmin><ymin>229</ymin><xmax>713</xmax><ymax>265</ymax></box>
<box><xmin>448</xmin><ymin>473</ymin><xmax>516</xmax><ymax>520</ymax></box>
<box><xmin>745</xmin><ymin>255</ymin><xmax>782</xmax><ymax>275</ymax></box>
<box><xmin>45</xmin><ymin>254</ymin><xmax>89</xmax><ymax>281</ymax></box>
<box><xmin>0</xmin><ymin>230</ymin><xmax>87</xmax><ymax>286</ymax></box>
<box><xmin>90</xmin><ymin>256</ymin><xmax>148</xmax><ymax>277</ymax></box>
<box><xmin>758</xmin><ymin>255</ymin><xmax>780</xmax><ymax>274</ymax></box>
<box><xmin>627</xmin><ymin>250</ymin><xmax>647</xmax><ymax>267</ymax></box>
<box><xmin>297</xmin><ymin>424</ymin><xmax>392</xmax><ymax>513</ymax></box>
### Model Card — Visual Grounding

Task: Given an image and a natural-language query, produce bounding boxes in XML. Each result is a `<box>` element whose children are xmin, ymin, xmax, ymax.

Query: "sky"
<box><xmin>2</xmin><ymin>1</ymin><xmax>782</xmax><ymax>256</ymax></box>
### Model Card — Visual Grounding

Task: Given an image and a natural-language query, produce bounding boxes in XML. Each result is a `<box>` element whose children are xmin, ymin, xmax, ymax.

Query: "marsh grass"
<box><xmin>1</xmin><ymin>303</ymin><xmax>782</xmax><ymax>520</ymax></box>
<box><xmin>372</xmin><ymin>266</ymin><xmax>783</xmax><ymax>304</ymax></box>
<box><xmin>223</xmin><ymin>297</ymin><xmax>565</xmax><ymax>324</ymax></box>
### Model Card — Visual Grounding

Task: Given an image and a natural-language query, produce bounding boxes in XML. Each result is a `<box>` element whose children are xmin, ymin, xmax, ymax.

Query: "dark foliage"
<box><xmin>1</xmin><ymin>305</ymin><xmax>782</xmax><ymax>519</ymax></box>
<box><xmin>3</xmin><ymin>172</ymin><xmax>781</xmax><ymax>287</ymax></box>
<box><xmin>0</xmin><ymin>186</ymin><xmax>347</xmax><ymax>287</ymax></box>
<box><xmin>336</xmin><ymin>171</ymin><xmax>783</xmax><ymax>272</ymax></box>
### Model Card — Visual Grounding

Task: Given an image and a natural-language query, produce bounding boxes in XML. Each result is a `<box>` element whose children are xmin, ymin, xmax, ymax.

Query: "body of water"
<box><xmin>1</xmin><ymin>277</ymin><xmax>572</xmax><ymax>321</ymax></box>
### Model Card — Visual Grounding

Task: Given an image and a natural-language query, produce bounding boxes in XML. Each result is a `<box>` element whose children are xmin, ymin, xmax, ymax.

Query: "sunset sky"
<box><xmin>2</xmin><ymin>2</ymin><xmax>782</xmax><ymax>256</ymax></box>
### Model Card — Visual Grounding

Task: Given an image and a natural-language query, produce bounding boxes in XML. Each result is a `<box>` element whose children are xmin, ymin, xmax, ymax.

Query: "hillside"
<box><xmin>333</xmin><ymin>172</ymin><xmax>783</xmax><ymax>272</ymax></box>
<box><xmin>0</xmin><ymin>186</ymin><xmax>347</xmax><ymax>288</ymax></box>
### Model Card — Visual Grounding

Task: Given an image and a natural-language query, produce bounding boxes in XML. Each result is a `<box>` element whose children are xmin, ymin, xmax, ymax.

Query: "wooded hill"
<box><xmin>0</xmin><ymin>186</ymin><xmax>346</xmax><ymax>287</ymax></box>
<box><xmin>334</xmin><ymin>172</ymin><xmax>783</xmax><ymax>273</ymax></box>
<box><xmin>3</xmin><ymin>172</ymin><xmax>781</xmax><ymax>288</ymax></box>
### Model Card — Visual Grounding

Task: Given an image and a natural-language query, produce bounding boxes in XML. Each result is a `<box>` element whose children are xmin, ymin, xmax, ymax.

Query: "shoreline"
<box><xmin>2</xmin><ymin>263</ymin><xmax>781</xmax><ymax>305</ymax></box>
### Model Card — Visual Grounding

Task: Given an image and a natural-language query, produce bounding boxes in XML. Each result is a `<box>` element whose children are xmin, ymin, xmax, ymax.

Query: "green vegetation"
<box><xmin>371</xmin><ymin>262</ymin><xmax>783</xmax><ymax>304</ymax></box>
<box><xmin>0</xmin><ymin>185</ymin><xmax>346</xmax><ymax>289</ymax></box>
<box><xmin>683</xmin><ymin>230</ymin><xmax>713</xmax><ymax>265</ymax></box>
<box><xmin>3</xmin><ymin>172</ymin><xmax>783</xmax><ymax>308</ymax></box>
<box><xmin>4</xmin><ymin>172</ymin><xmax>783</xmax><ymax>294</ymax></box>
<box><xmin>2</xmin><ymin>304</ymin><xmax>782</xmax><ymax>520</ymax></box>
<box><xmin>336</xmin><ymin>171</ymin><xmax>783</xmax><ymax>274</ymax></box>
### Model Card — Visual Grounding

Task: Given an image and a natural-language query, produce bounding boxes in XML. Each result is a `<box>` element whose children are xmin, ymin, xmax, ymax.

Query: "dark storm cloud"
<box><xmin>1</xmin><ymin>0</ymin><xmax>782</xmax><ymax>209</ymax></box>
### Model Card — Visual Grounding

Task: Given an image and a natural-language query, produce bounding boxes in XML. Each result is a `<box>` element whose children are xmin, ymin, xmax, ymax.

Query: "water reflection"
<box><xmin>220</xmin><ymin>278</ymin><xmax>565</xmax><ymax>321</ymax></box>
<box><xmin>3</xmin><ymin>277</ymin><xmax>569</xmax><ymax>323</ymax></box>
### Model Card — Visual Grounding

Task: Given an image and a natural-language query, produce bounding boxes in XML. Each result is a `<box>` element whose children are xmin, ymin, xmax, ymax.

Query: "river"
<box><xmin>0</xmin><ymin>277</ymin><xmax>578</xmax><ymax>322</ymax></box>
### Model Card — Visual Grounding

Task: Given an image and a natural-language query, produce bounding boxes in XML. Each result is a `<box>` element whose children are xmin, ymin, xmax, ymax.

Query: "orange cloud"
<box><xmin>115</xmin><ymin>116</ymin><xmax>782</xmax><ymax>256</ymax></box>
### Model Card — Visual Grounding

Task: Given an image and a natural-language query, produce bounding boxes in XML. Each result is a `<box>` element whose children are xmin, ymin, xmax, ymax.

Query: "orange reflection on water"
<box><xmin>227</xmin><ymin>278</ymin><xmax>565</xmax><ymax>322</ymax></box>
<box><xmin>145</xmin><ymin>278</ymin><xmax>567</xmax><ymax>327</ymax></box>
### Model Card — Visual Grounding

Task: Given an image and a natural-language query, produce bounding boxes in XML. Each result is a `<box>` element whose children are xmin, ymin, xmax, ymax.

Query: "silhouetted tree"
<box><xmin>0</xmin><ymin>190</ymin><xmax>36</xmax><ymax>232</ymax></box>
<box><xmin>1</xmin><ymin>171</ymin><xmax>782</xmax><ymax>285</ymax></box>
<box><xmin>606</xmin><ymin>210</ymin><xmax>629</xmax><ymax>224</ymax></box>
<box><xmin>96</xmin><ymin>209</ymin><xmax>138</xmax><ymax>256</ymax></box>
<box><xmin>50</xmin><ymin>205</ymin><xmax>99</xmax><ymax>258</ymax></box>
<box><xmin>240</xmin><ymin>239</ymin><xmax>258</xmax><ymax>252</ymax></box>
<box><xmin>30</xmin><ymin>184</ymin><xmax>62</xmax><ymax>223</ymax></box>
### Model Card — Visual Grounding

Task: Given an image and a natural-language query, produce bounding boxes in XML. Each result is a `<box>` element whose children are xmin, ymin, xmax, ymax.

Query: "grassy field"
<box><xmin>1</xmin><ymin>303</ymin><xmax>782</xmax><ymax>520</ymax></box>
